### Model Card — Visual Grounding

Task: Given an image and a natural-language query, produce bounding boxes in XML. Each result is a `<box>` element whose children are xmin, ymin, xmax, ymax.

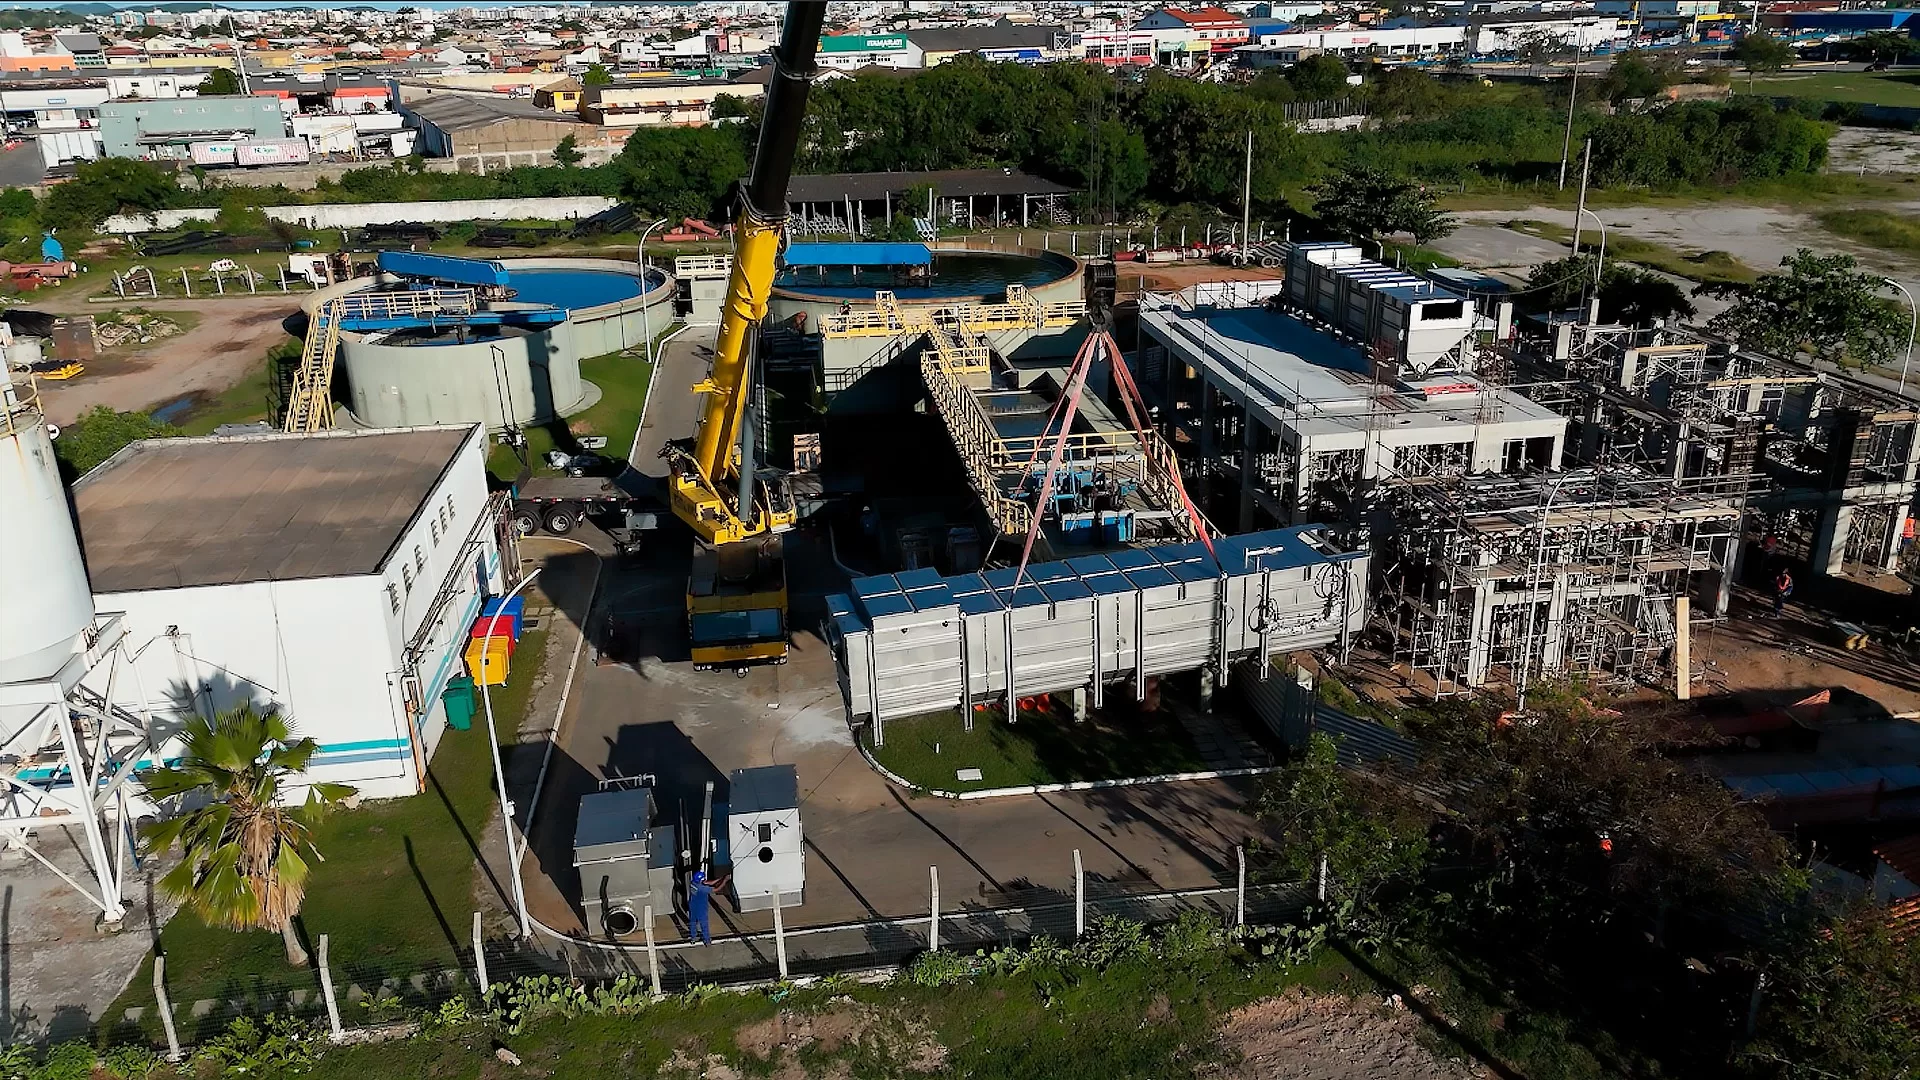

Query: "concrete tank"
<box><xmin>0</xmin><ymin>371</ymin><xmax>94</xmax><ymax>685</ymax></box>
<box><xmin>318</xmin><ymin>257</ymin><xmax>675</xmax><ymax>431</ymax></box>
<box><xmin>339</xmin><ymin>320</ymin><xmax>587</xmax><ymax>431</ymax></box>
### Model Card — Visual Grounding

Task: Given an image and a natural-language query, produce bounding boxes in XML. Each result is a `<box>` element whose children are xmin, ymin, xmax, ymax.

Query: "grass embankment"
<box><xmin>306</xmin><ymin>938</ymin><xmax>1366</xmax><ymax>1080</ymax></box>
<box><xmin>1742</xmin><ymin>69</ymin><xmax>1920</xmax><ymax>108</ymax></box>
<box><xmin>866</xmin><ymin>703</ymin><xmax>1207</xmax><ymax>791</ymax></box>
<box><xmin>105</xmin><ymin>626</ymin><xmax>550</xmax><ymax>1042</ymax></box>
<box><xmin>486</xmin><ymin>347</ymin><xmax>657</xmax><ymax>483</ymax></box>
<box><xmin>1817</xmin><ymin>207</ymin><xmax>1920</xmax><ymax>255</ymax></box>
<box><xmin>1504</xmin><ymin>218</ymin><xmax>1759</xmax><ymax>284</ymax></box>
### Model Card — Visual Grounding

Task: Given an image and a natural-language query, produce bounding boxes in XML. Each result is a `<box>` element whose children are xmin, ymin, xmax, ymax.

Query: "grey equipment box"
<box><xmin>725</xmin><ymin>765</ymin><xmax>804</xmax><ymax>912</ymax></box>
<box><xmin>574</xmin><ymin>785</ymin><xmax>678</xmax><ymax>938</ymax></box>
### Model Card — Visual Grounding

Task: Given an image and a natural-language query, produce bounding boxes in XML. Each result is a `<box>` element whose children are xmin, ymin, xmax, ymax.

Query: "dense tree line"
<box><xmin>17</xmin><ymin>58</ymin><xmax>1835</xmax><ymax>242</ymax></box>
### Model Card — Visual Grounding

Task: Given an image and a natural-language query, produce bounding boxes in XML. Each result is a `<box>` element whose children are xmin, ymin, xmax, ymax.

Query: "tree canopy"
<box><xmin>196</xmin><ymin>68</ymin><xmax>241</xmax><ymax>96</ymax></box>
<box><xmin>1699</xmin><ymin>249</ymin><xmax>1907</xmax><ymax>368</ymax></box>
<box><xmin>52</xmin><ymin>406</ymin><xmax>178</xmax><ymax>480</ymax></box>
<box><xmin>1310</xmin><ymin>166</ymin><xmax>1455</xmax><ymax>244</ymax></box>
<box><xmin>1524</xmin><ymin>254</ymin><xmax>1697</xmax><ymax>325</ymax></box>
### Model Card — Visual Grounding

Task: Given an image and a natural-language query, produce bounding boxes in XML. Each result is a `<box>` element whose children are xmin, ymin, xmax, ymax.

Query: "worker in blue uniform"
<box><xmin>687</xmin><ymin>868</ymin><xmax>729</xmax><ymax>946</ymax></box>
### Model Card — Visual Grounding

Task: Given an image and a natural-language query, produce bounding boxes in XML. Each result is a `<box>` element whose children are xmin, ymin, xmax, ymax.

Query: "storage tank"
<box><xmin>0</xmin><ymin>368</ymin><xmax>94</xmax><ymax>685</ymax></box>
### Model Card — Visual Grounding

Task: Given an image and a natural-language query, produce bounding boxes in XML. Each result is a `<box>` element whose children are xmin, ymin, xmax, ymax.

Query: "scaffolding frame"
<box><xmin>1378</xmin><ymin>467</ymin><xmax>1745</xmax><ymax>697</ymax></box>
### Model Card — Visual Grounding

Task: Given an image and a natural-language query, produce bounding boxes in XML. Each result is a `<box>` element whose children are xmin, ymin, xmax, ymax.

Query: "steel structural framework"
<box><xmin>0</xmin><ymin>615</ymin><xmax>161</xmax><ymax>924</ymax></box>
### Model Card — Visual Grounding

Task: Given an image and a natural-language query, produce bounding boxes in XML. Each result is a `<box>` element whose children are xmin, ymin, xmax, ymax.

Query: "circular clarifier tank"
<box><xmin>323</xmin><ymin>257</ymin><xmax>674</xmax><ymax>432</ymax></box>
<box><xmin>768</xmin><ymin>246</ymin><xmax>1082</xmax><ymax>330</ymax></box>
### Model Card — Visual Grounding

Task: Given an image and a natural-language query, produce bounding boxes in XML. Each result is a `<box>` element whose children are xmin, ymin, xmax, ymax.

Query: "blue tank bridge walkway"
<box><xmin>281</xmin><ymin>251</ymin><xmax>570</xmax><ymax>433</ymax></box>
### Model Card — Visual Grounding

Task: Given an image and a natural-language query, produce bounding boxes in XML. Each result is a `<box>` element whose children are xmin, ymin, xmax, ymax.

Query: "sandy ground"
<box><xmin>1209</xmin><ymin>989</ymin><xmax>1476</xmax><ymax>1080</ymax></box>
<box><xmin>24</xmin><ymin>293</ymin><xmax>302</xmax><ymax>427</ymax></box>
<box><xmin>1827</xmin><ymin>126</ymin><xmax>1920</xmax><ymax>176</ymax></box>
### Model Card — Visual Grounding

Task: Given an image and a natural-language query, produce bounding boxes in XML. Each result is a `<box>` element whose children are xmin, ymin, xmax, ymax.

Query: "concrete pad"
<box><xmin>0</xmin><ymin>826</ymin><xmax>177</xmax><ymax>1044</ymax></box>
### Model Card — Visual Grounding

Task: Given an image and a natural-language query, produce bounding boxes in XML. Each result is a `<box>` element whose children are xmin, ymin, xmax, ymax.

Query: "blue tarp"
<box><xmin>783</xmin><ymin>242</ymin><xmax>931</xmax><ymax>268</ymax></box>
<box><xmin>376</xmin><ymin>249</ymin><xmax>511</xmax><ymax>287</ymax></box>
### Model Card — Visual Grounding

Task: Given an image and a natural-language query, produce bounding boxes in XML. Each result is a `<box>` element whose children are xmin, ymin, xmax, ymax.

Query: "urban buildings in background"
<box><xmin>0</xmin><ymin>1</ymin><xmax>1905</xmax><ymax>176</ymax></box>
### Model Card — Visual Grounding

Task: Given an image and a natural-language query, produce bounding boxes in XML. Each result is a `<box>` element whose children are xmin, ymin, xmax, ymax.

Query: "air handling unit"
<box><xmin>573</xmin><ymin>780</ymin><xmax>678</xmax><ymax>938</ymax></box>
<box><xmin>1281</xmin><ymin>241</ymin><xmax>1474</xmax><ymax>377</ymax></box>
<box><xmin>721</xmin><ymin>765</ymin><xmax>804</xmax><ymax>913</ymax></box>
<box><xmin>827</xmin><ymin>526</ymin><xmax>1369</xmax><ymax>739</ymax></box>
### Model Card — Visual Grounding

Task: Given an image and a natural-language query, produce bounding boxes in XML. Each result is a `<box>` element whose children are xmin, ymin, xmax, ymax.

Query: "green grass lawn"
<box><xmin>866</xmin><ymin>701</ymin><xmax>1208</xmax><ymax>791</ymax></box>
<box><xmin>1817</xmin><ymin>207</ymin><xmax>1920</xmax><ymax>255</ymax></box>
<box><xmin>104</xmin><ymin>626</ymin><xmax>549</xmax><ymax>1044</ymax></box>
<box><xmin>1742</xmin><ymin>69</ymin><xmax>1920</xmax><ymax>108</ymax></box>
<box><xmin>488</xmin><ymin>345</ymin><xmax>658</xmax><ymax>483</ymax></box>
<box><xmin>1505</xmin><ymin>219</ymin><xmax>1760</xmax><ymax>284</ymax></box>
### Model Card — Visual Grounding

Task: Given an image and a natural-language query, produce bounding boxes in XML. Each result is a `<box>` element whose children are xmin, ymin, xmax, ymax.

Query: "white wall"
<box><xmin>86</xmin><ymin>575</ymin><xmax>416</xmax><ymax>798</ymax></box>
<box><xmin>81</xmin><ymin>425</ymin><xmax>504</xmax><ymax>802</ymax></box>
<box><xmin>103</xmin><ymin>195</ymin><xmax>618</xmax><ymax>234</ymax></box>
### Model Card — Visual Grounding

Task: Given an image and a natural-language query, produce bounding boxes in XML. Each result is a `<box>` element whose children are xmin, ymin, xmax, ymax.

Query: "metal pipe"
<box><xmin>699</xmin><ymin>779</ymin><xmax>715</xmax><ymax>873</ymax></box>
<box><xmin>479</xmin><ymin>566</ymin><xmax>542</xmax><ymax>939</ymax></box>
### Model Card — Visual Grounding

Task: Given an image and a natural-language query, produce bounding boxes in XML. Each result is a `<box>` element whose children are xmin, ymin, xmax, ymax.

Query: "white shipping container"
<box><xmin>236</xmin><ymin>138</ymin><xmax>310</xmax><ymax>167</ymax></box>
<box><xmin>190</xmin><ymin>141</ymin><xmax>238</xmax><ymax>166</ymax></box>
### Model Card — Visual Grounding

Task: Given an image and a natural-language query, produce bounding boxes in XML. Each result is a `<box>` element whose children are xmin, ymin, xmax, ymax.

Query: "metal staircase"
<box><xmin>282</xmin><ymin>289</ymin><xmax>479</xmax><ymax>433</ymax></box>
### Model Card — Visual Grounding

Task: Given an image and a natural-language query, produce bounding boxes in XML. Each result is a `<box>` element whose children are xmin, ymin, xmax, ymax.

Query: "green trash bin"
<box><xmin>442</xmin><ymin>676</ymin><xmax>477</xmax><ymax>731</ymax></box>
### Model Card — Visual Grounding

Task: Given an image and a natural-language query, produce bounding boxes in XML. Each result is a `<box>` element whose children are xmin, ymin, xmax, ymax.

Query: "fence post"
<box><xmin>1236</xmin><ymin>845</ymin><xmax>1247</xmax><ymax>928</ymax></box>
<box><xmin>152</xmin><ymin>954</ymin><xmax>181</xmax><ymax>1063</ymax></box>
<box><xmin>643</xmin><ymin>905</ymin><xmax>662</xmax><ymax>999</ymax></box>
<box><xmin>1073</xmin><ymin>849</ymin><xmax>1085</xmax><ymax>940</ymax></box>
<box><xmin>316</xmin><ymin>933</ymin><xmax>343</xmax><ymax>1042</ymax></box>
<box><xmin>772</xmin><ymin>892</ymin><xmax>789</xmax><ymax>980</ymax></box>
<box><xmin>472</xmin><ymin>911</ymin><xmax>489</xmax><ymax>996</ymax></box>
<box><xmin>180</xmin><ymin>268</ymin><xmax>191</xmax><ymax>297</ymax></box>
<box><xmin>928</xmin><ymin>865</ymin><xmax>940</xmax><ymax>951</ymax></box>
<box><xmin>1318</xmin><ymin>855</ymin><xmax>1329</xmax><ymax>903</ymax></box>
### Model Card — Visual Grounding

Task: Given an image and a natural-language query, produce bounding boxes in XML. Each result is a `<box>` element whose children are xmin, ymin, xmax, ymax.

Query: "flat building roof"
<box><xmin>72</xmin><ymin>426</ymin><xmax>476</xmax><ymax>594</ymax></box>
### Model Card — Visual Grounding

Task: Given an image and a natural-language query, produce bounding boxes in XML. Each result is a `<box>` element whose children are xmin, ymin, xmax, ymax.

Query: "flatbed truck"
<box><xmin>510</xmin><ymin>475</ymin><xmax>661</xmax><ymax>554</ymax></box>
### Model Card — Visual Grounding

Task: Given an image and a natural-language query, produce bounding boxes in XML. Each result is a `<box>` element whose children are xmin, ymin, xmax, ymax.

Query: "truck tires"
<box><xmin>510</xmin><ymin>507</ymin><xmax>542</xmax><ymax>537</ymax></box>
<box><xmin>543</xmin><ymin>504</ymin><xmax>581</xmax><ymax>535</ymax></box>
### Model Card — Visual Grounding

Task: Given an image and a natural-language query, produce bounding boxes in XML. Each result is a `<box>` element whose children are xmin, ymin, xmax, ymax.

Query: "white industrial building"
<box><xmin>68</xmin><ymin>425</ymin><xmax>509</xmax><ymax>800</ymax></box>
<box><xmin>1137</xmin><ymin>258</ymin><xmax>1564</xmax><ymax>533</ymax></box>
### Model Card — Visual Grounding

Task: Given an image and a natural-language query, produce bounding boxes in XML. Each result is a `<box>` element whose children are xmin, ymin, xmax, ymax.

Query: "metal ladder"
<box><xmin>282</xmin><ymin>297</ymin><xmax>343</xmax><ymax>433</ymax></box>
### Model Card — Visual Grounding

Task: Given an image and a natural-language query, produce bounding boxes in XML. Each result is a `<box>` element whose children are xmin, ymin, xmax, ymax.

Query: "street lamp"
<box><xmin>1885</xmin><ymin>278</ymin><xmax>1917</xmax><ymax>397</ymax></box>
<box><xmin>479</xmin><ymin>566</ymin><xmax>542</xmax><ymax>940</ymax></box>
<box><xmin>638</xmin><ymin>217</ymin><xmax>669</xmax><ymax>364</ymax></box>
<box><xmin>1577</xmin><ymin>207</ymin><xmax>1606</xmax><ymax>287</ymax></box>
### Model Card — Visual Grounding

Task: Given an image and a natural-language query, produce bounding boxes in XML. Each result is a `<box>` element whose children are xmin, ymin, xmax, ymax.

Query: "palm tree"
<box><xmin>139</xmin><ymin>706</ymin><xmax>355</xmax><ymax>967</ymax></box>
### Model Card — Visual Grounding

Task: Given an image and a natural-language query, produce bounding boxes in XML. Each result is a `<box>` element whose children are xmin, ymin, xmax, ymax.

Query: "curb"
<box><xmin>854</xmin><ymin>732</ymin><xmax>1281</xmax><ymax>800</ymax></box>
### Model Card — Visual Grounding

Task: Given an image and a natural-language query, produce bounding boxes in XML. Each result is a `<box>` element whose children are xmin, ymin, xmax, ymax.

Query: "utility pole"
<box><xmin>1570</xmin><ymin>138</ymin><xmax>1592</xmax><ymax>259</ymax></box>
<box><xmin>1558</xmin><ymin>44</ymin><xmax>1583</xmax><ymax>191</ymax></box>
<box><xmin>1240</xmin><ymin>129</ymin><xmax>1253</xmax><ymax>267</ymax></box>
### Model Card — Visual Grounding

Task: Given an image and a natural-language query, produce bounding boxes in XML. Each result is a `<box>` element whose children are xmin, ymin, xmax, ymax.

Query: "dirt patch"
<box><xmin>734</xmin><ymin>1000</ymin><xmax>947</xmax><ymax>1077</ymax></box>
<box><xmin>1208</xmin><ymin>988</ymin><xmax>1476</xmax><ymax>1080</ymax></box>
<box><xmin>1146</xmin><ymin>992</ymin><xmax>1174</xmax><ymax>1025</ymax></box>
<box><xmin>31</xmin><ymin>295</ymin><xmax>299</xmax><ymax>426</ymax></box>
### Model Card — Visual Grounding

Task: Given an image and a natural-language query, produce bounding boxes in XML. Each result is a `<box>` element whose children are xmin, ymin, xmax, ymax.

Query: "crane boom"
<box><xmin>669</xmin><ymin>1</ymin><xmax>825</xmax><ymax>546</ymax></box>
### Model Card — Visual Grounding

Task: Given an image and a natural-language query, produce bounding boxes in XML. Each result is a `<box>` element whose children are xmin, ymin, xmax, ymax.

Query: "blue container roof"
<box><xmin>785</xmin><ymin>242</ymin><xmax>932</xmax><ymax>268</ymax></box>
<box><xmin>838</xmin><ymin>527</ymin><xmax>1345</xmax><ymax>629</ymax></box>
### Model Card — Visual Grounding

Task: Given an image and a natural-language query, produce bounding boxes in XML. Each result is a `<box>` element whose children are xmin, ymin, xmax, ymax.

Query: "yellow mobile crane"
<box><xmin>663</xmin><ymin>2</ymin><xmax>826</xmax><ymax>670</ymax></box>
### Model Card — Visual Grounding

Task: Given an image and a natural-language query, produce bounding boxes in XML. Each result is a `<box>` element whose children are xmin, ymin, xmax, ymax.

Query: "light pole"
<box><xmin>1577</xmin><ymin>207</ymin><xmax>1606</xmax><ymax>287</ymax></box>
<box><xmin>479</xmin><ymin>566</ymin><xmax>542</xmax><ymax>940</ymax></box>
<box><xmin>638</xmin><ymin>217</ymin><xmax>669</xmax><ymax>363</ymax></box>
<box><xmin>1515</xmin><ymin>474</ymin><xmax>1571</xmax><ymax>714</ymax></box>
<box><xmin>1885</xmin><ymin>277</ymin><xmax>1917</xmax><ymax>397</ymax></box>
